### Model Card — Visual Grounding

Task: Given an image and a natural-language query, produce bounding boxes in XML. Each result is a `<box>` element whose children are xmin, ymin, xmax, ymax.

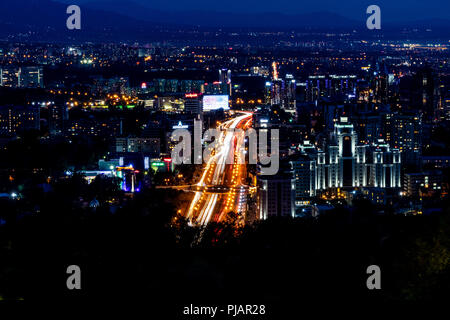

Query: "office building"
<box><xmin>19</xmin><ymin>66</ymin><xmax>44</xmax><ymax>88</ymax></box>
<box><xmin>48</xmin><ymin>104</ymin><xmax>68</xmax><ymax>135</ymax></box>
<box><xmin>258</xmin><ymin>173</ymin><xmax>295</xmax><ymax>219</ymax></box>
<box><xmin>115</xmin><ymin>137</ymin><xmax>160</xmax><ymax>157</ymax></box>
<box><xmin>0</xmin><ymin>66</ymin><xmax>44</xmax><ymax>88</ymax></box>
<box><xmin>0</xmin><ymin>105</ymin><xmax>40</xmax><ymax>135</ymax></box>
<box><xmin>288</xmin><ymin>118</ymin><xmax>401</xmax><ymax>205</ymax></box>
<box><xmin>184</xmin><ymin>93</ymin><xmax>203</xmax><ymax>114</ymax></box>
<box><xmin>403</xmin><ymin>171</ymin><xmax>443</xmax><ymax>197</ymax></box>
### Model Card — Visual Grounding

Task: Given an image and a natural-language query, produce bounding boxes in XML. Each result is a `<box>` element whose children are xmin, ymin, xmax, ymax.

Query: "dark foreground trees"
<box><xmin>0</xmin><ymin>181</ymin><xmax>449</xmax><ymax>303</ymax></box>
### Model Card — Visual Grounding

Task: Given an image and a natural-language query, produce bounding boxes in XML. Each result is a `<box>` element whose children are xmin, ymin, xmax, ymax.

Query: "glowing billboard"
<box><xmin>202</xmin><ymin>95</ymin><xmax>230</xmax><ymax>111</ymax></box>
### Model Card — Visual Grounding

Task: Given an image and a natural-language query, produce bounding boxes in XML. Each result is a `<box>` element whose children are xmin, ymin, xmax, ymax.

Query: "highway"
<box><xmin>186</xmin><ymin>111</ymin><xmax>253</xmax><ymax>225</ymax></box>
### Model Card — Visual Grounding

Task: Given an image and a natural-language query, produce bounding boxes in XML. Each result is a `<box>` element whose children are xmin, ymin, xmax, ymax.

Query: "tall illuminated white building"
<box><xmin>290</xmin><ymin>117</ymin><xmax>401</xmax><ymax>205</ymax></box>
<box><xmin>370</xmin><ymin>142</ymin><xmax>401</xmax><ymax>188</ymax></box>
<box><xmin>319</xmin><ymin>117</ymin><xmax>401</xmax><ymax>189</ymax></box>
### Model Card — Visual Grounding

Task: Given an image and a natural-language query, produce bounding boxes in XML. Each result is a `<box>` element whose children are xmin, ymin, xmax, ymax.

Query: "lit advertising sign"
<box><xmin>202</xmin><ymin>95</ymin><xmax>230</xmax><ymax>111</ymax></box>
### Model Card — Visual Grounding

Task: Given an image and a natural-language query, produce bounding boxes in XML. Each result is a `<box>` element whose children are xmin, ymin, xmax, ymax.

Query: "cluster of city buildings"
<box><xmin>256</xmin><ymin>60</ymin><xmax>449</xmax><ymax>219</ymax></box>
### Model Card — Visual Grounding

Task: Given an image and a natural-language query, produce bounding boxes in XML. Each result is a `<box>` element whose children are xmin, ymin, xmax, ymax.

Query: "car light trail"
<box><xmin>187</xmin><ymin>112</ymin><xmax>252</xmax><ymax>225</ymax></box>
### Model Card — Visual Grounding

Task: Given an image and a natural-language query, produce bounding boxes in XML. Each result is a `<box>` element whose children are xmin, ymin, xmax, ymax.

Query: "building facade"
<box><xmin>258</xmin><ymin>174</ymin><xmax>295</xmax><ymax>219</ymax></box>
<box><xmin>289</xmin><ymin>118</ymin><xmax>401</xmax><ymax>206</ymax></box>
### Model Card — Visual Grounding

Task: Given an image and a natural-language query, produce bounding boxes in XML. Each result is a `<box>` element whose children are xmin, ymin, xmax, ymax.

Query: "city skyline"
<box><xmin>0</xmin><ymin>0</ymin><xmax>449</xmax><ymax>310</ymax></box>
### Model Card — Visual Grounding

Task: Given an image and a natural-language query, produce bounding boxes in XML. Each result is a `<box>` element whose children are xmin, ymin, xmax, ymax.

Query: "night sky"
<box><xmin>61</xmin><ymin>0</ymin><xmax>450</xmax><ymax>21</ymax></box>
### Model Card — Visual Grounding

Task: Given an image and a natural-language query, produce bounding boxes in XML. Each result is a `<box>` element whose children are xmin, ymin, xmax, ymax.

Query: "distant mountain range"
<box><xmin>0</xmin><ymin>0</ymin><xmax>160</xmax><ymax>41</ymax></box>
<box><xmin>0</xmin><ymin>0</ymin><xmax>448</xmax><ymax>42</ymax></box>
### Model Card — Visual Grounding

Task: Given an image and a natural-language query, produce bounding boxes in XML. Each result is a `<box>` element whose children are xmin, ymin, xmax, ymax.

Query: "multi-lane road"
<box><xmin>186</xmin><ymin>111</ymin><xmax>253</xmax><ymax>225</ymax></box>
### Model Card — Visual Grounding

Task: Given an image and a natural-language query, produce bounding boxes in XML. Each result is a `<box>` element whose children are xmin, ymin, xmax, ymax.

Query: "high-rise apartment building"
<box><xmin>258</xmin><ymin>173</ymin><xmax>295</xmax><ymax>219</ymax></box>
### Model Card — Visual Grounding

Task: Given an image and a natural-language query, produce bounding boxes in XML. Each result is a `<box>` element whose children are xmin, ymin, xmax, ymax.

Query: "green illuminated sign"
<box><xmin>151</xmin><ymin>162</ymin><xmax>165</xmax><ymax>167</ymax></box>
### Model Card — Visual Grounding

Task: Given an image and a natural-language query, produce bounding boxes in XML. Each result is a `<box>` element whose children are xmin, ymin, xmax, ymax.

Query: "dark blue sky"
<box><xmin>61</xmin><ymin>0</ymin><xmax>450</xmax><ymax>21</ymax></box>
